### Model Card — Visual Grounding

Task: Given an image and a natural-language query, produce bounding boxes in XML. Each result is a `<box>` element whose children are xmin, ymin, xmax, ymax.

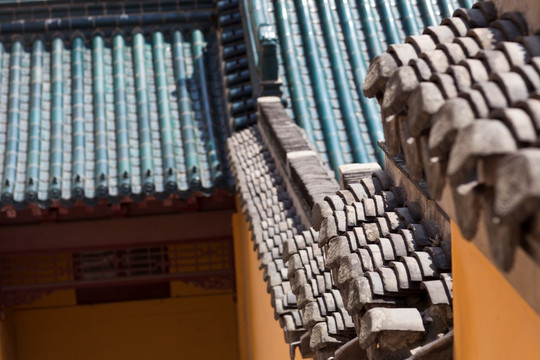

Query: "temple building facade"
<box><xmin>0</xmin><ymin>0</ymin><xmax>538</xmax><ymax>359</ymax></box>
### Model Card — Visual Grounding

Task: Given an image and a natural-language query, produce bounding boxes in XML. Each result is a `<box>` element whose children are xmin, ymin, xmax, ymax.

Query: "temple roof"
<box><xmin>228</xmin><ymin>97</ymin><xmax>340</xmax><ymax>352</ymax></box>
<box><xmin>230</xmin><ymin>96</ymin><xmax>454</xmax><ymax>359</ymax></box>
<box><xmin>228</xmin><ymin>124</ymin><xmax>307</xmax><ymax>345</ymax></box>
<box><xmin>310</xmin><ymin>165</ymin><xmax>453</xmax><ymax>358</ymax></box>
<box><xmin>0</xmin><ymin>1</ymin><xmax>236</xmax><ymax>210</ymax></box>
<box><xmin>364</xmin><ymin>0</ymin><xmax>540</xmax><ymax>270</ymax></box>
<box><xmin>265</xmin><ymin>0</ymin><xmax>470</xmax><ymax>173</ymax></box>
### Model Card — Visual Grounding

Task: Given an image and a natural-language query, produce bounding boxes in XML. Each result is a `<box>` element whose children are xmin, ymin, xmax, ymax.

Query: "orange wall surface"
<box><xmin>0</xmin><ymin>309</ymin><xmax>17</xmax><ymax>360</ymax></box>
<box><xmin>3</xmin><ymin>287</ymin><xmax>239</xmax><ymax>360</ymax></box>
<box><xmin>233</xmin><ymin>205</ymin><xmax>291</xmax><ymax>360</ymax></box>
<box><xmin>452</xmin><ymin>221</ymin><xmax>540</xmax><ymax>360</ymax></box>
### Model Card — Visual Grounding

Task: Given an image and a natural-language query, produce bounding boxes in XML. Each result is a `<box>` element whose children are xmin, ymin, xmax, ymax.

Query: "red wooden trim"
<box><xmin>1</xmin><ymin>270</ymin><xmax>234</xmax><ymax>292</ymax></box>
<box><xmin>0</xmin><ymin>210</ymin><xmax>234</xmax><ymax>254</ymax></box>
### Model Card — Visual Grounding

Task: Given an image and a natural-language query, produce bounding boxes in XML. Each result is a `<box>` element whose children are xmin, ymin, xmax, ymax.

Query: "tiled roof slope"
<box><xmin>230</xmin><ymin>98</ymin><xmax>453</xmax><ymax>359</ymax></box>
<box><xmin>364</xmin><ymin>0</ymin><xmax>540</xmax><ymax>270</ymax></box>
<box><xmin>244</xmin><ymin>0</ymin><xmax>472</xmax><ymax>175</ymax></box>
<box><xmin>215</xmin><ymin>0</ymin><xmax>258</xmax><ymax>130</ymax></box>
<box><xmin>0</xmin><ymin>1</ymin><xmax>214</xmax><ymax>34</ymax></box>
<box><xmin>228</xmin><ymin>124</ymin><xmax>308</xmax><ymax>349</ymax></box>
<box><xmin>309</xmin><ymin>166</ymin><xmax>453</xmax><ymax>359</ymax></box>
<box><xmin>284</xmin><ymin>226</ymin><xmax>356</xmax><ymax>359</ymax></box>
<box><xmin>228</xmin><ymin>97</ymin><xmax>340</xmax><ymax>356</ymax></box>
<box><xmin>0</xmin><ymin>5</ymin><xmax>235</xmax><ymax>210</ymax></box>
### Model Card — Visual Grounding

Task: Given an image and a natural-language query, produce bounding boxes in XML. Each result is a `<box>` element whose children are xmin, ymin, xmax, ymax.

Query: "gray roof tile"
<box><xmin>366</xmin><ymin>1</ymin><xmax>540</xmax><ymax>270</ymax></box>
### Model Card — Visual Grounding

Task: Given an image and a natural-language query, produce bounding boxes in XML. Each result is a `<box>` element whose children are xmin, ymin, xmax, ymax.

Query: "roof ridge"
<box><xmin>364</xmin><ymin>1</ymin><xmax>540</xmax><ymax>272</ymax></box>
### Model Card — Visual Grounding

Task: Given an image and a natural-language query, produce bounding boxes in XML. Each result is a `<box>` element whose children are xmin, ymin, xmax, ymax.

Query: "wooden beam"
<box><xmin>0</xmin><ymin>210</ymin><xmax>234</xmax><ymax>254</ymax></box>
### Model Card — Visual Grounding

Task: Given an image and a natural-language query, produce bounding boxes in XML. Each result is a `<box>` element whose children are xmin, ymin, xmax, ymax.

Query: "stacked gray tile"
<box><xmin>229</xmin><ymin>95</ymin><xmax>455</xmax><ymax>358</ymax></box>
<box><xmin>228</xmin><ymin>125</ymin><xmax>305</xmax><ymax>345</ymax></box>
<box><xmin>312</xmin><ymin>167</ymin><xmax>453</xmax><ymax>359</ymax></box>
<box><xmin>257</xmin><ymin>98</ymin><xmax>358</xmax><ymax>359</ymax></box>
<box><xmin>283</xmin><ymin>228</ymin><xmax>356</xmax><ymax>359</ymax></box>
<box><xmin>364</xmin><ymin>0</ymin><xmax>540</xmax><ymax>271</ymax></box>
<box><xmin>227</xmin><ymin>97</ymin><xmax>340</xmax><ymax>355</ymax></box>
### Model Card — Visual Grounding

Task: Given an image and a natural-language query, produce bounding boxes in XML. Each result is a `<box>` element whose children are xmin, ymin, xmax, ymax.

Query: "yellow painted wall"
<box><xmin>233</xmin><ymin>203</ymin><xmax>291</xmax><ymax>360</ymax></box>
<box><xmin>452</xmin><ymin>221</ymin><xmax>540</xmax><ymax>359</ymax></box>
<box><xmin>6</xmin><ymin>288</ymin><xmax>238</xmax><ymax>360</ymax></box>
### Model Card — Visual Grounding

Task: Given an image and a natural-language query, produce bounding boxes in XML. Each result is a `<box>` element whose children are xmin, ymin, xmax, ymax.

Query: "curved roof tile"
<box><xmin>364</xmin><ymin>0</ymin><xmax>540</xmax><ymax>270</ymax></box>
<box><xmin>0</xmin><ymin>23</ymin><xmax>231</xmax><ymax>210</ymax></box>
<box><xmin>230</xmin><ymin>97</ymin><xmax>453</xmax><ymax>359</ymax></box>
<box><xmin>262</xmin><ymin>0</ymin><xmax>466</xmax><ymax>174</ymax></box>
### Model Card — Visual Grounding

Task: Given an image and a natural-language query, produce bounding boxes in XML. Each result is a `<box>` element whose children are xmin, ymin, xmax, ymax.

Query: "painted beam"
<box><xmin>0</xmin><ymin>210</ymin><xmax>235</xmax><ymax>254</ymax></box>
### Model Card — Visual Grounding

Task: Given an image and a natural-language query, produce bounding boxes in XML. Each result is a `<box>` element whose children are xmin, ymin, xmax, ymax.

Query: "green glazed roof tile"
<box><xmin>252</xmin><ymin>0</ymin><xmax>468</xmax><ymax>176</ymax></box>
<box><xmin>0</xmin><ymin>23</ymin><xmax>231</xmax><ymax>209</ymax></box>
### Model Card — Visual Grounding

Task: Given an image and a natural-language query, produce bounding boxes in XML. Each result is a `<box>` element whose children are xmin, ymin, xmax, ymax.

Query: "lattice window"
<box><xmin>0</xmin><ymin>238</ymin><xmax>234</xmax><ymax>306</ymax></box>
